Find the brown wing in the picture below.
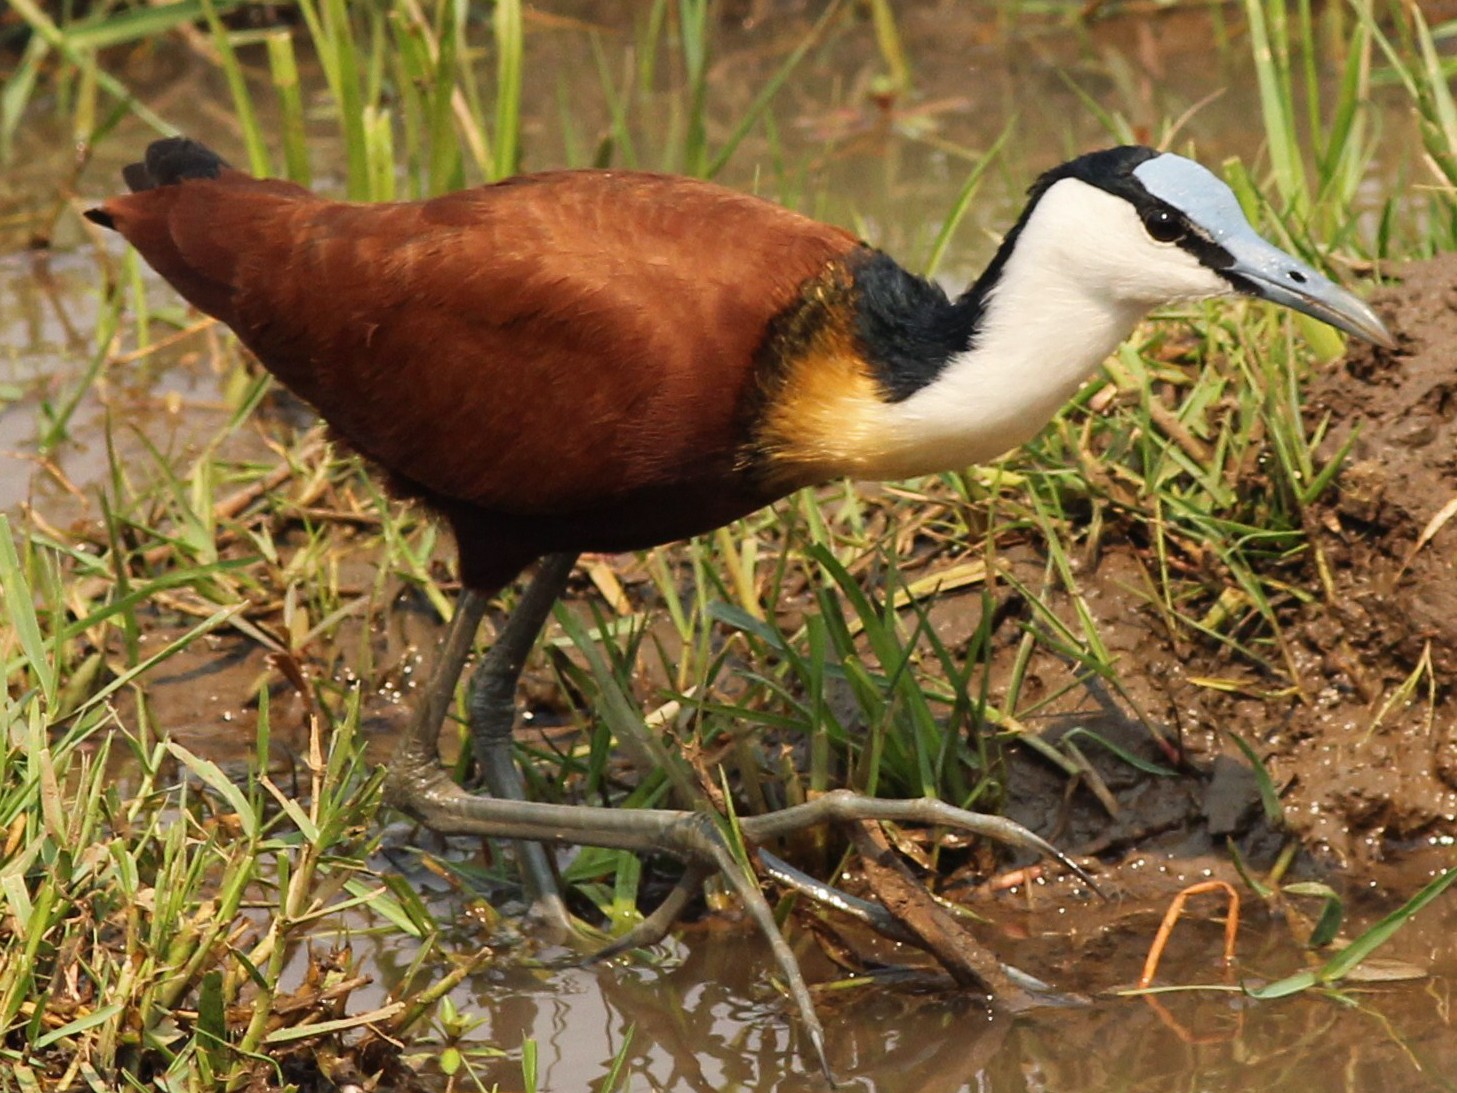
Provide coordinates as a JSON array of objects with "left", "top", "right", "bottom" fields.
[{"left": 96, "top": 169, "right": 858, "bottom": 516}]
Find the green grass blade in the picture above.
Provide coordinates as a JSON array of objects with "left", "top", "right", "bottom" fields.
[
  {"left": 1226, "top": 730, "right": 1284, "bottom": 825},
  {"left": 1243, "top": 0, "right": 1305, "bottom": 212},
  {"left": 924, "top": 122, "right": 1011, "bottom": 279},
  {"left": 0, "top": 516, "right": 56, "bottom": 707},
  {"left": 266, "top": 30, "right": 311, "bottom": 185},
  {"left": 492, "top": 0, "right": 524, "bottom": 179},
  {"left": 1318, "top": 866, "right": 1457, "bottom": 981},
  {"left": 166, "top": 741, "right": 257, "bottom": 838},
  {"left": 200, "top": 0, "right": 270, "bottom": 176},
  {"left": 705, "top": 0, "right": 845, "bottom": 179}
]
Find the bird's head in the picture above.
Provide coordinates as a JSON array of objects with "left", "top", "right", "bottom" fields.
[{"left": 1000, "top": 145, "right": 1395, "bottom": 350}]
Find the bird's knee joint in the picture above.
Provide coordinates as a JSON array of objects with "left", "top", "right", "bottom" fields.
[{"left": 468, "top": 690, "right": 518, "bottom": 738}]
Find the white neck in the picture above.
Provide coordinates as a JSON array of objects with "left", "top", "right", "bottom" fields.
[
  {"left": 860, "top": 187, "right": 1151, "bottom": 480},
  {"left": 772, "top": 178, "right": 1232, "bottom": 487}
]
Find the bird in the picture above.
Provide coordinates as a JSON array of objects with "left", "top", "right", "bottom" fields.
[{"left": 86, "top": 136, "right": 1394, "bottom": 1073}]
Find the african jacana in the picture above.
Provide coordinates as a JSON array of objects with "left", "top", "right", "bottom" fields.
[{"left": 87, "top": 138, "right": 1394, "bottom": 1072}]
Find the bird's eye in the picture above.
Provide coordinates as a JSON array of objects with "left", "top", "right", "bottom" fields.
[{"left": 1142, "top": 208, "right": 1185, "bottom": 244}]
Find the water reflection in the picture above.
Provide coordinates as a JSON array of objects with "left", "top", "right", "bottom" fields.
[{"left": 355, "top": 883, "right": 1455, "bottom": 1091}]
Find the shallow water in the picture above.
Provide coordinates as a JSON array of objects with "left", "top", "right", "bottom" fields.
[
  {"left": 335, "top": 847, "right": 1456, "bottom": 1091},
  {"left": 4, "top": 4, "right": 1454, "bottom": 1090}
]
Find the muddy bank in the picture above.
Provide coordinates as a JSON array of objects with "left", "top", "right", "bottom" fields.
[
  {"left": 969, "top": 255, "right": 1457, "bottom": 870},
  {"left": 1247, "top": 254, "right": 1457, "bottom": 859}
]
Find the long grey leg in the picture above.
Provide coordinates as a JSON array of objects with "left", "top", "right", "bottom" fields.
[
  {"left": 384, "top": 557, "right": 578, "bottom": 931},
  {"left": 382, "top": 562, "right": 1098, "bottom": 1081},
  {"left": 466, "top": 552, "right": 579, "bottom": 931},
  {"left": 389, "top": 587, "right": 489, "bottom": 779}
]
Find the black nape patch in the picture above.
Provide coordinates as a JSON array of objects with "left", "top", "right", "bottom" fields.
[
  {"left": 1032, "top": 145, "right": 1161, "bottom": 203},
  {"left": 935, "top": 144, "right": 1239, "bottom": 372},
  {"left": 124, "top": 137, "right": 231, "bottom": 193},
  {"left": 855, "top": 150, "right": 1170, "bottom": 403},
  {"left": 852, "top": 252, "right": 978, "bottom": 402},
  {"left": 958, "top": 146, "right": 1164, "bottom": 331}
]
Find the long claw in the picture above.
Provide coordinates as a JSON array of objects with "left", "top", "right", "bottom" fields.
[
  {"left": 582, "top": 863, "right": 712, "bottom": 964},
  {"left": 385, "top": 767, "right": 838, "bottom": 1081},
  {"left": 741, "top": 790, "right": 1102, "bottom": 897},
  {"left": 466, "top": 553, "right": 580, "bottom": 934},
  {"left": 761, "top": 849, "right": 1088, "bottom": 1008},
  {"left": 760, "top": 849, "right": 918, "bottom": 944},
  {"left": 385, "top": 567, "right": 1085, "bottom": 1081},
  {"left": 697, "top": 823, "right": 835, "bottom": 1085}
]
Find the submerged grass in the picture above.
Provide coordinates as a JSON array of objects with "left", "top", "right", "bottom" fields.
[{"left": 2, "top": 0, "right": 1456, "bottom": 1086}]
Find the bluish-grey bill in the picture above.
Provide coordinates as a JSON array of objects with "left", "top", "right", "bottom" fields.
[
  {"left": 1220, "top": 234, "right": 1396, "bottom": 349},
  {"left": 1135, "top": 153, "right": 1396, "bottom": 350}
]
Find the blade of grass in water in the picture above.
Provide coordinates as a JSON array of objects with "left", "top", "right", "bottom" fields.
[
  {"left": 705, "top": 0, "right": 847, "bottom": 179},
  {"left": 1247, "top": 866, "right": 1457, "bottom": 999},
  {"left": 924, "top": 121, "right": 1012, "bottom": 279}
]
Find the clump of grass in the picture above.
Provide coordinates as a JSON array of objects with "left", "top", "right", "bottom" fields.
[{"left": 2, "top": 509, "right": 400, "bottom": 1086}]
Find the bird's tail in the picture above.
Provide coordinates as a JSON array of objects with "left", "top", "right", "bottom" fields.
[
  {"left": 83, "top": 136, "right": 317, "bottom": 329},
  {"left": 84, "top": 137, "right": 230, "bottom": 233},
  {"left": 120, "top": 136, "right": 231, "bottom": 193}
]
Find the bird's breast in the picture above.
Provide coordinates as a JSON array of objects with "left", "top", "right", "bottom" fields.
[{"left": 739, "top": 258, "right": 903, "bottom": 491}]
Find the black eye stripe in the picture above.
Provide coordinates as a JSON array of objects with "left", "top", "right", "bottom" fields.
[{"left": 1138, "top": 203, "right": 1236, "bottom": 273}]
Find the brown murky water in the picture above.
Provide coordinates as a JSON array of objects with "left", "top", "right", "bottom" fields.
[
  {"left": 310, "top": 845, "right": 1457, "bottom": 1091},
  {"left": 4, "top": 4, "right": 1456, "bottom": 1090}
]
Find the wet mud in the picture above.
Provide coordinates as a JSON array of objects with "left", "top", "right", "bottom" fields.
[
  {"left": 929, "top": 258, "right": 1457, "bottom": 873},
  {"left": 1299, "top": 255, "right": 1457, "bottom": 846}
]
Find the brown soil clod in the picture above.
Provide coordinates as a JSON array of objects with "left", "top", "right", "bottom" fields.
[{"left": 991, "top": 257, "right": 1457, "bottom": 870}]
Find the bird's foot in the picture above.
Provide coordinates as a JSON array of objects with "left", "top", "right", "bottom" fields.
[
  {"left": 383, "top": 760, "right": 833, "bottom": 1079},
  {"left": 384, "top": 760, "right": 1092, "bottom": 1082}
]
